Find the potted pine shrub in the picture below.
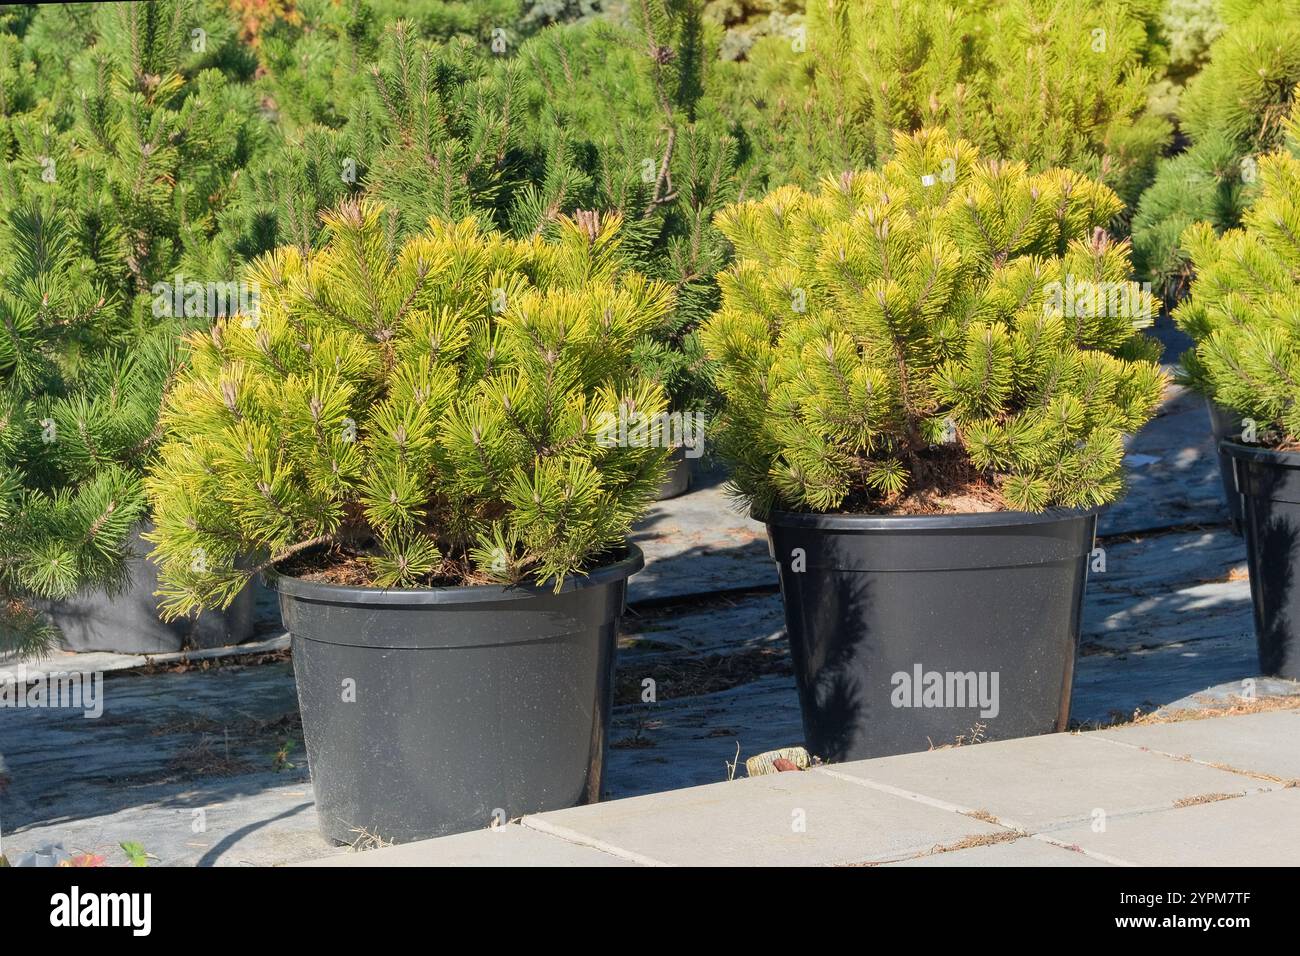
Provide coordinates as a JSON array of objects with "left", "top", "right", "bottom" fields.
[
  {"left": 1132, "top": 0, "right": 1300, "bottom": 303},
  {"left": 700, "top": 128, "right": 1166, "bottom": 761},
  {"left": 0, "top": 201, "right": 162, "bottom": 659},
  {"left": 144, "top": 201, "right": 671, "bottom": 844},
  {"left": 246, "top": 8, "right": 739, "bottom": 501},
  {"left": 0, "top": 0, "right": 267, "bottom": 656},
  {"left": 1174, "top": 122, "right": 1300, "bottom": 680}
]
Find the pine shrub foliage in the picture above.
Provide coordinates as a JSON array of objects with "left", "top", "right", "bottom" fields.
[
  {"left": 736, "top": 0, "right": 1170, "bottom": 213},
  {"left": 0, "top": 0, "right": 262, "bottom": 655},
  {"left": 1173, "top": 102, "right": 1300, "bottom": 442},
  {"left": 1132, "top": 0, "right": 1300, "bottom": 297},
  {"left": 1159, "top": 0, "right": 1223, "bottom": 82},
  {"left": 145, "top": 201, "right": 672, "bottom": 615},
  {"left": 1, "top": 0, "right": 265, "bottom": 326},
  {"left": 240, "top": 3, "right": 738, "bottom": 414},
  {"left": 0, "top": 203, "right": 169, "bottom": 656},
  {"left": 700, "top": 128, "right": 1167, "bottom": 518},
  {"left": 516, "top": 7, "right": 741, "bottom": 410}
]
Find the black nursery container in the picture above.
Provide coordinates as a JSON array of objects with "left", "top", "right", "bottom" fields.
[
  {"left": 653, "top": 446, "right": 692, "bottom": 500},
  {"left": 275, "top": 546, "right": 643, "bottom": 845},
  {"left": 45, "top": 523, "right": 258, "bottom": 654},
  {"left": 765, "top": 507, "right": 1099, "bottom": 762},
  {"left": 1207, "top": 402, "right": 1244, "bottom": 535},
  {"left": 1223, "top": 442, "right": 1300, "bottom": 679}
]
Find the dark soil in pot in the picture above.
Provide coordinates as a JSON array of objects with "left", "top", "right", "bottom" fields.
[
  {"left": 44, "top": 524, "right": 261, "bottom": 654},
  {"left": 1223, "top": 441, "right": 1300, "bottom": 679},
  {"left": 1207, "top": 401, "right": 1244, "bottom": 535},
  {"left": 765, "top": 507, "right": 1099, "bottom": 762},
  {"left": 275, "top": 545, "right": 644, "bottom": 845}
]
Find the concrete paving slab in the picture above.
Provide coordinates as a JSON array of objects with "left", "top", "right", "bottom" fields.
[
  {"left": 306, "top": 823, "right": 634, "bottom": 867},
  {"left": 1095, "top": 710, "right": 1300, "bottom": 781},
  {"left": 882, "top": 835, "right": 1113, "bottom": 867},
  {"left": 1045, "top": 787, "right": 1300, "bottom": 866},
  {"left": 309, "top": 705, "right": 1300, "bottom": 869},
  {"left": 822, "top": 731, "right": 1270, "bottom": 832},
  {"left": 518, "top": 771, "right": 1006, "bottom": 866}
]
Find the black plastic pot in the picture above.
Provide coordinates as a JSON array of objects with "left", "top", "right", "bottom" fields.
[
  {"left": 765, "top": 507, "right": 1099, "bottom": 762},
  {"left": 275, "top": 545, "right": 643, "bottom": 845},
  {"left": 44, "top": 524, "right": 258, "bottom": 654},
  {"left": 654, "top": 446, "right": 692, "bottom": 500},
  {"left": 1207, "top": 401, "right": 1244, "bottom": 535},
  {"left": 1223, "top": 442, "right": 1300, "bottom": 679}
]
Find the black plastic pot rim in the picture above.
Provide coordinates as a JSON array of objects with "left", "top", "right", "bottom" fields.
[
  {"left": 759, "top": 504, "right": 1104, "bottom": 532},
  {"left": 272, "top": 543, "right": 644, "bottom": 607},
  {"left": 1220, "top": 441, "right": 1300, "bottom": 469}
]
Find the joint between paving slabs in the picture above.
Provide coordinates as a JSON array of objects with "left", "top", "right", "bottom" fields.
[
  {"left": 813, "top": 765, "right": 1016, "bottom": 823},
  {"left": 517, "top": 816, "right": 671, "bottom": 867},
  {"left": 1085, "top": 731, "right": 1300, "bottom": 788},
  {"left": 813, "top": 766, "right": 1039, "bottom": 866},
  {"left": 811, "top": 754, "right": 1279, "bottom": 868},
  {"left": 1029, "top": 834, "right": 1139, "bottom": 867}
]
